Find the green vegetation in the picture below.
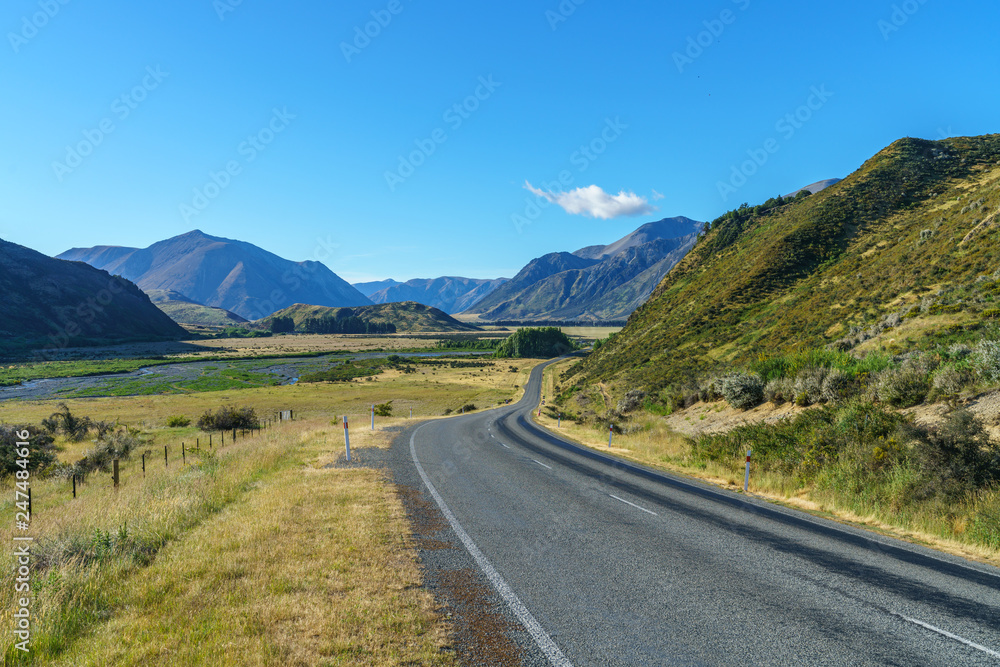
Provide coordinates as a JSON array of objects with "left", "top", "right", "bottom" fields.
[
  {"left": 196, "top": 405, "right": 261, "bottom": 431},
  {"left": 494, "top": 327, "right": 579, "bottom": 359},
  {"left": 574, "top": 136, "right": 1000, "bottom": 391},
  {"left": 165, "top": 416, "right": 191, "bottom": 428}
]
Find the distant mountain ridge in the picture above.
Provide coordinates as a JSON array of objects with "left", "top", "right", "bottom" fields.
[
  {"left": 58, "top": 230, "right": 371, "bottom": 320},
  {"left": 466, "top": 216, "right": 703, "bottom": 321},
  {"left": 364, "top": 276, "right": 509, "bottom": 314},
  {"left": 1, "top": 238, "right": 186, "bottom": 356}
]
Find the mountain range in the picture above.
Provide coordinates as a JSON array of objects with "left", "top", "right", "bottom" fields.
[
  {"left": 58, "top": 230, "right": 371, "bottom": 321},
  {"left": 355, "top": 277, "right": 510, "bottom": 314},
  {"left": 466, "top": 217, "right": 703, "bottom": 321},
  {"left": 0, "top": 238, "right": 186, "bottom": 356},
  {"left": 575, "top": 135, "right": 1000, "bottom": 391}
]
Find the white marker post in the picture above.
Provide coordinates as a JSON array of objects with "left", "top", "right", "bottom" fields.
[
  {"left": 344, "top": 416, "right": 351, "bottom": 462},
  {"left": 608, "top": 423, "right": 613, "bottom": 448},
  {"left": 744, "top": 449, "right": 752, "bottom": 492},
  {"left": 410, "top": 407, "right": 412, "bottom": 419},
  {"left": 371, "top": 404, "right": 375, "bottom": 431},
  {"left": 558, "top": 414, "right": 561, "bottom": 428}
]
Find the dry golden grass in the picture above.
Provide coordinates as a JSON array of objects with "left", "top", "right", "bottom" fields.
[
  {"left": 0, "top": 360, "right": 545, "bottom": 665},
  {"left": 44, "top": 420, "right": 455, "bottom": 666}
]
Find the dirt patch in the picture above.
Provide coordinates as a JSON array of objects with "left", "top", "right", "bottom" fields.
[
  {"left": 436, "top": 569, "right": 522, "bottom": 667},
  {"left": 665, "top": 399, "right": 810, "bottom": 438}
]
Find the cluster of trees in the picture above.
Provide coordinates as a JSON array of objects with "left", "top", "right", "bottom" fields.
[
  {"left": 494, "top": 327, "right": 579, "bottom": 359},
  {"left": 280, "top": 315, "right": 396, "bottom": 335},
  {"left": 700, "top": 192, "right": 809, "bottom": 251}
]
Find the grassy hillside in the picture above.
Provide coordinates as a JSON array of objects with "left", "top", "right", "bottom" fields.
[
  {"left": 0, "top": 240, "right": 187, "bottom": 358},
  {"left": 147, "top": 290, "right": 248, "bottom": 326},
  {"left": 573, "top": 135, "right": 1000, "bottom": 393},
  {"left": 260, "top": 302, "right": 481, "bottom": 333}
]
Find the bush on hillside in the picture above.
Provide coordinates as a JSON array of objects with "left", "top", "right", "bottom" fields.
[
  {"left": 973, "top": 340, "right": 1000, "bottom": 382},
  {"left": 901, "top": 410, "right": 1000, "bottom": 501},
  {"left": 793, "top": 367, "right": 828, "bottom": 406},
  {"left": 617, "top": 389, "right": 647, "bottom": 413},
  {"left": 931, "top": 364, "right": 974, "bottom": 396},
  {"left": 820, "top": 369, "right": 856, "bottom": 404},
  {"left": 720, "top": 373, "right": 765, "bottom": 410},
  {"left": 764, "top": 377, "right": 796, "bottom": 405},
  {"left": 374, "top": 402, "right": 393, "bottom": 417},
  {"left": 166, "top": 416, "right": 191, "bottom": 428},
  {"left": 874, "top": 366, "right": 930, "bottom": 407}
]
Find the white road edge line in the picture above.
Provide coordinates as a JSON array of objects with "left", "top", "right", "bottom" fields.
[
  {"left": 532, "top": 459, "right": 553, "bottom": 470},
  {"left": 410, "top": 426, "right": 573, "bottom": 667},
  {"left": 901, "top": 615, "right": 1000, "bottom": 659},
  {"left": 609, "top": 494, "right": 659, "bottom": 516}
]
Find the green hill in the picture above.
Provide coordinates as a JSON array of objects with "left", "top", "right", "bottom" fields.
[
  {"left": 572, "top": 135, "right": 1000, "bottom": 393},
  {"left": 259, "top": 302, "right": 481, "bottom": 333},
  {"left": 146, "top": 290, "right": 248, "bottom": 327}
]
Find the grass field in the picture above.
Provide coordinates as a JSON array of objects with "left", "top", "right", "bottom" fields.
[{"left": 0, "top": 358, "right": 542, "bottom": 664}]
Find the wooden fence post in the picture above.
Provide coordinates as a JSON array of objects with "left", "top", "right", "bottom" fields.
[{"left": 113, "top": 459, "right": 120, "bottom": 489}]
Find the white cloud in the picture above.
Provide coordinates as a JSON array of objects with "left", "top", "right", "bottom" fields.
[
  {"left": 524, "top": 182, "right": 657, "bottom": 219},
  {"left": 651, "top": 189, "right": 665, "bottom": 201}
]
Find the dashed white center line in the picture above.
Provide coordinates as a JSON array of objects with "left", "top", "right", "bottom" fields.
[
  {"left": 532, "top": 459, "right": 552, "bottom": 470},
  {"left": 610, "top": 494, "right": 658, "bottom": 516},
  {"left": 501, "top": 443, "right": 511, "bottom": 449}
]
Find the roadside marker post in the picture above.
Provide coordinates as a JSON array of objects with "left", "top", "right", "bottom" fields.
[
  {"left": 371, "top": 405, "right": 375, "bottom": 431},
  {"left": 744, "top": 449, "right": 752, "bottom": 492},
  {"left": 558, "top": 414, "right": 562, "bottom": 428},
  {"left": 608, "top": 423, "right": 613, "bottom": 448},
  {"left": 142, "top": 453, "right": 146, "bottom": 477},
  {"left": 410, "top": 407, "right": 412, "bottom": 419},
  {"left": 344, "top": 416, "right": 351, "bottom": 462},
  {"left": 164, "top": 446, "right": 168, "bottom": 467}
]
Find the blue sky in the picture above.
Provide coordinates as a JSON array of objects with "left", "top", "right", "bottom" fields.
[{"left": 2, "top": 1, "right": 998, "bottom": 283}]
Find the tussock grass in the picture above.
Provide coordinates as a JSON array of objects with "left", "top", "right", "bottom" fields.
[{"left": 0, "top": 358, "right": 544, "bottom": 664}]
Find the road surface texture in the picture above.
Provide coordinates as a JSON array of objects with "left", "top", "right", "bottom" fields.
[{"left": 387, "top": 360, "right": 1000, "bottom": 665}]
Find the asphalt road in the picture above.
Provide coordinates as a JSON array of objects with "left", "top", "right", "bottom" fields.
[{"left": 399, "top": 359, "right": 1000, "bottom": 665}]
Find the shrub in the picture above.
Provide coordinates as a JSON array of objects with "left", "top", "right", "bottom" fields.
[
  {"left": 719, "top": 373, "right": 765, "bottom": 410},
  {"left": 374, "top": 402, "right": 393, "bottom": 417},
  {"left": 616, "top": 389, "right": 647, "bottom": 413},
  {"left": 931, "top": 364, "right": 974, "bottom": 396},
  {"left": 699, "top": 377, "right": 723, "bottom": 402},
  {"left": 901, "top": 410, "right": 1000, "bottom": 501},
  {"left": 41, "top": 403, "right": 93, "bottom": 441},
  {"left": 764, "top": 377, "right": 795, "bottom": 405},
  {"left": 166, "top": 416, "right": 191, "bottom": 428},
  {"left": 74, "top": 430, "right": 142, "bottom": 476},
  {"left": 0, "top": 425, "right": 57, "bottom": 476},
  {"left": 972, "top": 340, "right": 1000, "bottom": 382},
  {"left": 947, "top": 343, "right": 972, "bottom": 359},
  {"left": 197, "top": 405, "right": 260, "bottom": 432},
  {"left": 460, "top": 404, "right": 477, "bottom": 413},
  {"left": 820, "top": 369, "right": 856, "bottom": 404},
  {"left": 874, "top": 366, "right": 929, "bottom": 407},
  {"left": 793, "top": 367, "right": 828, "bottom": 406}
]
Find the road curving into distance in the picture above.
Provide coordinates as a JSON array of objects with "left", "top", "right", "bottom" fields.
[{"left": 396, "top": 358, "right": 1000, "bottom": 665}]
